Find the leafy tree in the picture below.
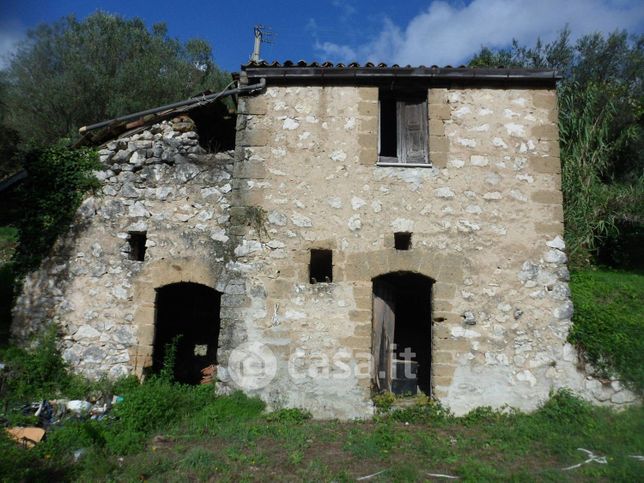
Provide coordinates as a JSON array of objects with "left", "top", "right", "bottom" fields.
[
  {"left": 470, "top": 29, "right": 643, "bottom": 266},
  {"left": 2, "top": 12, "right": 230, "bottom": 145}
]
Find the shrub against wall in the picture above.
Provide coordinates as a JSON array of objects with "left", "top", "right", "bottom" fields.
[
  {"left": 568, "top": 268, "right": 644, "bottom": 393},
  {"left": 12, "top": 144, "right": 100, "bottom": 277}
]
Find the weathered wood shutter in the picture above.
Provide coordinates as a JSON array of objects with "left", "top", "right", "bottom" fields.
[
  {"left": 372, "top": 280, "right": 396, "bottom": 392},
  {"left": 397, "top": 100, "right": 428, "bottom": 164}
]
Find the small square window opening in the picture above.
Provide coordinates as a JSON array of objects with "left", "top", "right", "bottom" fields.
[
  {"left": 309, "top": 249, "right": 332, "bottom": 283},
  {"left": 128, "top": 232, "right": 147, "bottom": 261},
  {"left": 394, "top": 232, "right": 412, "bottom": 250}
]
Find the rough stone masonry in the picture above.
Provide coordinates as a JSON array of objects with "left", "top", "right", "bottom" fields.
[{"left": 12, "top": 65, "right": 636, "bottom": 418}]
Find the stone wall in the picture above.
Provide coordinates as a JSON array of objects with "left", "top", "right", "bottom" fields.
[
  {"left": 13, "top": 118, "right": 237, "bottom": 379},
  {"left": 229, "top": 85, "right": 635, "bottom": 415},
  {"left": 11, "top": 85, "right": 636, "bottom": 418}
]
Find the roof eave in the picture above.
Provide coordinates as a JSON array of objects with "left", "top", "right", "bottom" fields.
[{"left": 241, "top": 66, "right": 561, "bottom": 85}]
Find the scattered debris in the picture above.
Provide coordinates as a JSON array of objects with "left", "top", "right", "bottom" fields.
[
  {"left": 357, "top": 469, "right": 387, "bottom": 480},
  {"left": 67, "top": 400, "right": 92, "bottom": 415},
  {"left": 5, "top": 427, "right": 45, "bottom": 447},
  {"left": 200, "top": 364, "right": 217, "bottom": 384},
  {"left": 562, "top": 448, "right": 608, "bottom": 471},
  {"left": 73, "top": 448, "right": 87, "bottom": 462},
  {"left": 4, "top": 393, "right": 125, "bottom": 448},
  {"left": 427, "top": 473, "right": 459, "bottom": 479}
]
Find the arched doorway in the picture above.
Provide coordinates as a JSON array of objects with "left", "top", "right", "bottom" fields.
[
  {"left": 153, "top": 282, "right": 222, "bottom": 384},
  {"left": 372, "top": 272, "right": 433, "bottom": 395}
]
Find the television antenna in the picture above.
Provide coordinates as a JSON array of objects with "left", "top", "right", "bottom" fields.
[{"left": 250, "top": 25, "right": 274, "bottom": 62}]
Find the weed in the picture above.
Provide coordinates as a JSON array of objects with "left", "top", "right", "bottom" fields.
[
  {"left": 243, "top": 205, "right": 269, "bottom": 240},
  {"left": 372, "top": 391, "right": 396, "bottom": 412},
  {"left": 265, "top": 407, "right": 312, "bottom": 424},
  {"left": 386, "top": 395, "right": 452, "bottom": 424},
  {"left": 180, "top": 446, "right": 217, "bottom": 471},
  {"left": 0, "top": 326, "right": 91, "bottom": 410},
  {"left": 111, "top": 378, "right": 213, "bottom": 436},
  {"left": 288, "top": 448, "right": 304, "bottom": 465},
  {"left": 536, "top": 388, "right": 594, "bottom": 425}
]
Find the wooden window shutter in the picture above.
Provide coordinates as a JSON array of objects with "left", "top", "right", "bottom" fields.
[{"left": 397, "top": 100, "right": 428, "bottom": 164}]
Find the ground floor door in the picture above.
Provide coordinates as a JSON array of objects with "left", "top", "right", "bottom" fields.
[
  {"left": 153, "top": 282, "right": 222, "bottom": 384},
  {"left": 372, "top": 272, "right": 433, "bottom": 395}
]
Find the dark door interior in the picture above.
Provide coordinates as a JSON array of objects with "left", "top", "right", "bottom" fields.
[{"left": 153, "top": 282, "right": 222, "bottom": 384}]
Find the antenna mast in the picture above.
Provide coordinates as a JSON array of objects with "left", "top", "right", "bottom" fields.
[{"left": 250, "top": 25, "right": 273, "bottom": 62}]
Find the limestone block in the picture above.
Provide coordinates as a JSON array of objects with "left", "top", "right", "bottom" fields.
[
  {"left": 527, "top": 155, "right": 560, "bottom": 174},
  {"left": 358, "top": 102, "right": 377, "bottom": 116},
  {"left": 429, "top": 135, "right": 449, "bottom": 153},
  {"left": 429, "top": 104, "right": 451, "bottom": 120},
  {"left": 531, "top": 190, "right": 563, "bottom": 205}
]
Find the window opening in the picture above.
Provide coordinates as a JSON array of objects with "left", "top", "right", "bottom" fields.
[
  {"left": 378, "top": 89, "right": 429, "bottom": 164},
  {"left": 309, "top": 249, "right": 332, "bottom": 283},
  {"left": 394, "top": 232, "right": 412, "bottom": 250},
  {"left": 128, "top": 232, "right": 147, "bottom": 261}
]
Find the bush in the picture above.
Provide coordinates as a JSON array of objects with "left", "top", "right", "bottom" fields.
[
  {"left": 568, "top": 268, "right": 644, "bottom": 393},
  {"left": 110, "top": 378, "right": 213, "bottom": 434},
  {"left": 12, "top": 143, "right": 99, "bottom": 278},
  {"left": 189, "top": 390, "right": 265, "bottom": 431},
  {"left": 0, "top": 326, "right": 90, "bottom": 408},
  {"left": 536, "top": 389, "right": 594, "bottom": 425}
]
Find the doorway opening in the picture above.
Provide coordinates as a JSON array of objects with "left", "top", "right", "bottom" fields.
[
  {"left": 372, "top": 272, "right": 433, "bottom": 395},
  {"left": 153, "top": 282, "right": 222, "bottom": 384}
]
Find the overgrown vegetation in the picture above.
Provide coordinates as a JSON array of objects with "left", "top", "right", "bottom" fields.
[
  {"left": 0, "top": 327, "right": 91, "bottom": 408},
  {"left": 568, "top": 268, "right": 644, "bottom": 393},
  {"left": 0, "top": 339, "right": 641, "bottom": 482},
  {"left": 12, "top": 144, "right": 100, "bottom": 277},
  {"left": 0, "top": 227, "right": 17, "bottom": 341}
]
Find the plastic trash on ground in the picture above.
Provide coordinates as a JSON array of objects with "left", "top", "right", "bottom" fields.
[{"left": 66, "top": 400, "right": 93, "bottom": 415}]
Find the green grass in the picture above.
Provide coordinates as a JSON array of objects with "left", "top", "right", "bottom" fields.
[
  {"left": 1, "top": 382, "right": 642, "bottom": 482},
  {"left": 0, "top": 329, "right": 642, "bottom": 481},
  {"left": 569, "top": 267, "right": 644, "bottom": 393}
]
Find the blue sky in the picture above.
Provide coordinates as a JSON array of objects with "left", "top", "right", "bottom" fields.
[{"left": 1, "top": 0, "right": 643, "bottom": 71}]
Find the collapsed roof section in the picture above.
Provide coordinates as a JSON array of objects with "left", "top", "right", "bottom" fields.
[{"left": 76, "top": 79, "right": 265, "bottom": 148}]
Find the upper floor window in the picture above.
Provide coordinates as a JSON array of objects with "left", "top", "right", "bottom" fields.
[{"left": 378, "top": 88, "right": 429, "bottom": 166}]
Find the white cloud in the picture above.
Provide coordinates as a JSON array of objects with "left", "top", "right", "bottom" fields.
[
  {"left": 315, "top": 0, "right": 644, "bottom": 65},
  {"left": 332, "top": 0, "right": 357, "bottom": 21},
  {"left": 0, "top": 21, "right": 25, "bottom": 70}
]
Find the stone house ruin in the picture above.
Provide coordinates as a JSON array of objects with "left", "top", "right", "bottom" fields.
[{"left": 12, "top": 62, "right": 636, "bottom": 418}]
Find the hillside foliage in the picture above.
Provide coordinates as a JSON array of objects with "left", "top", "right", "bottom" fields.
[{"left": 1, "top": 12, "right": 230, "bottom": 146}]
